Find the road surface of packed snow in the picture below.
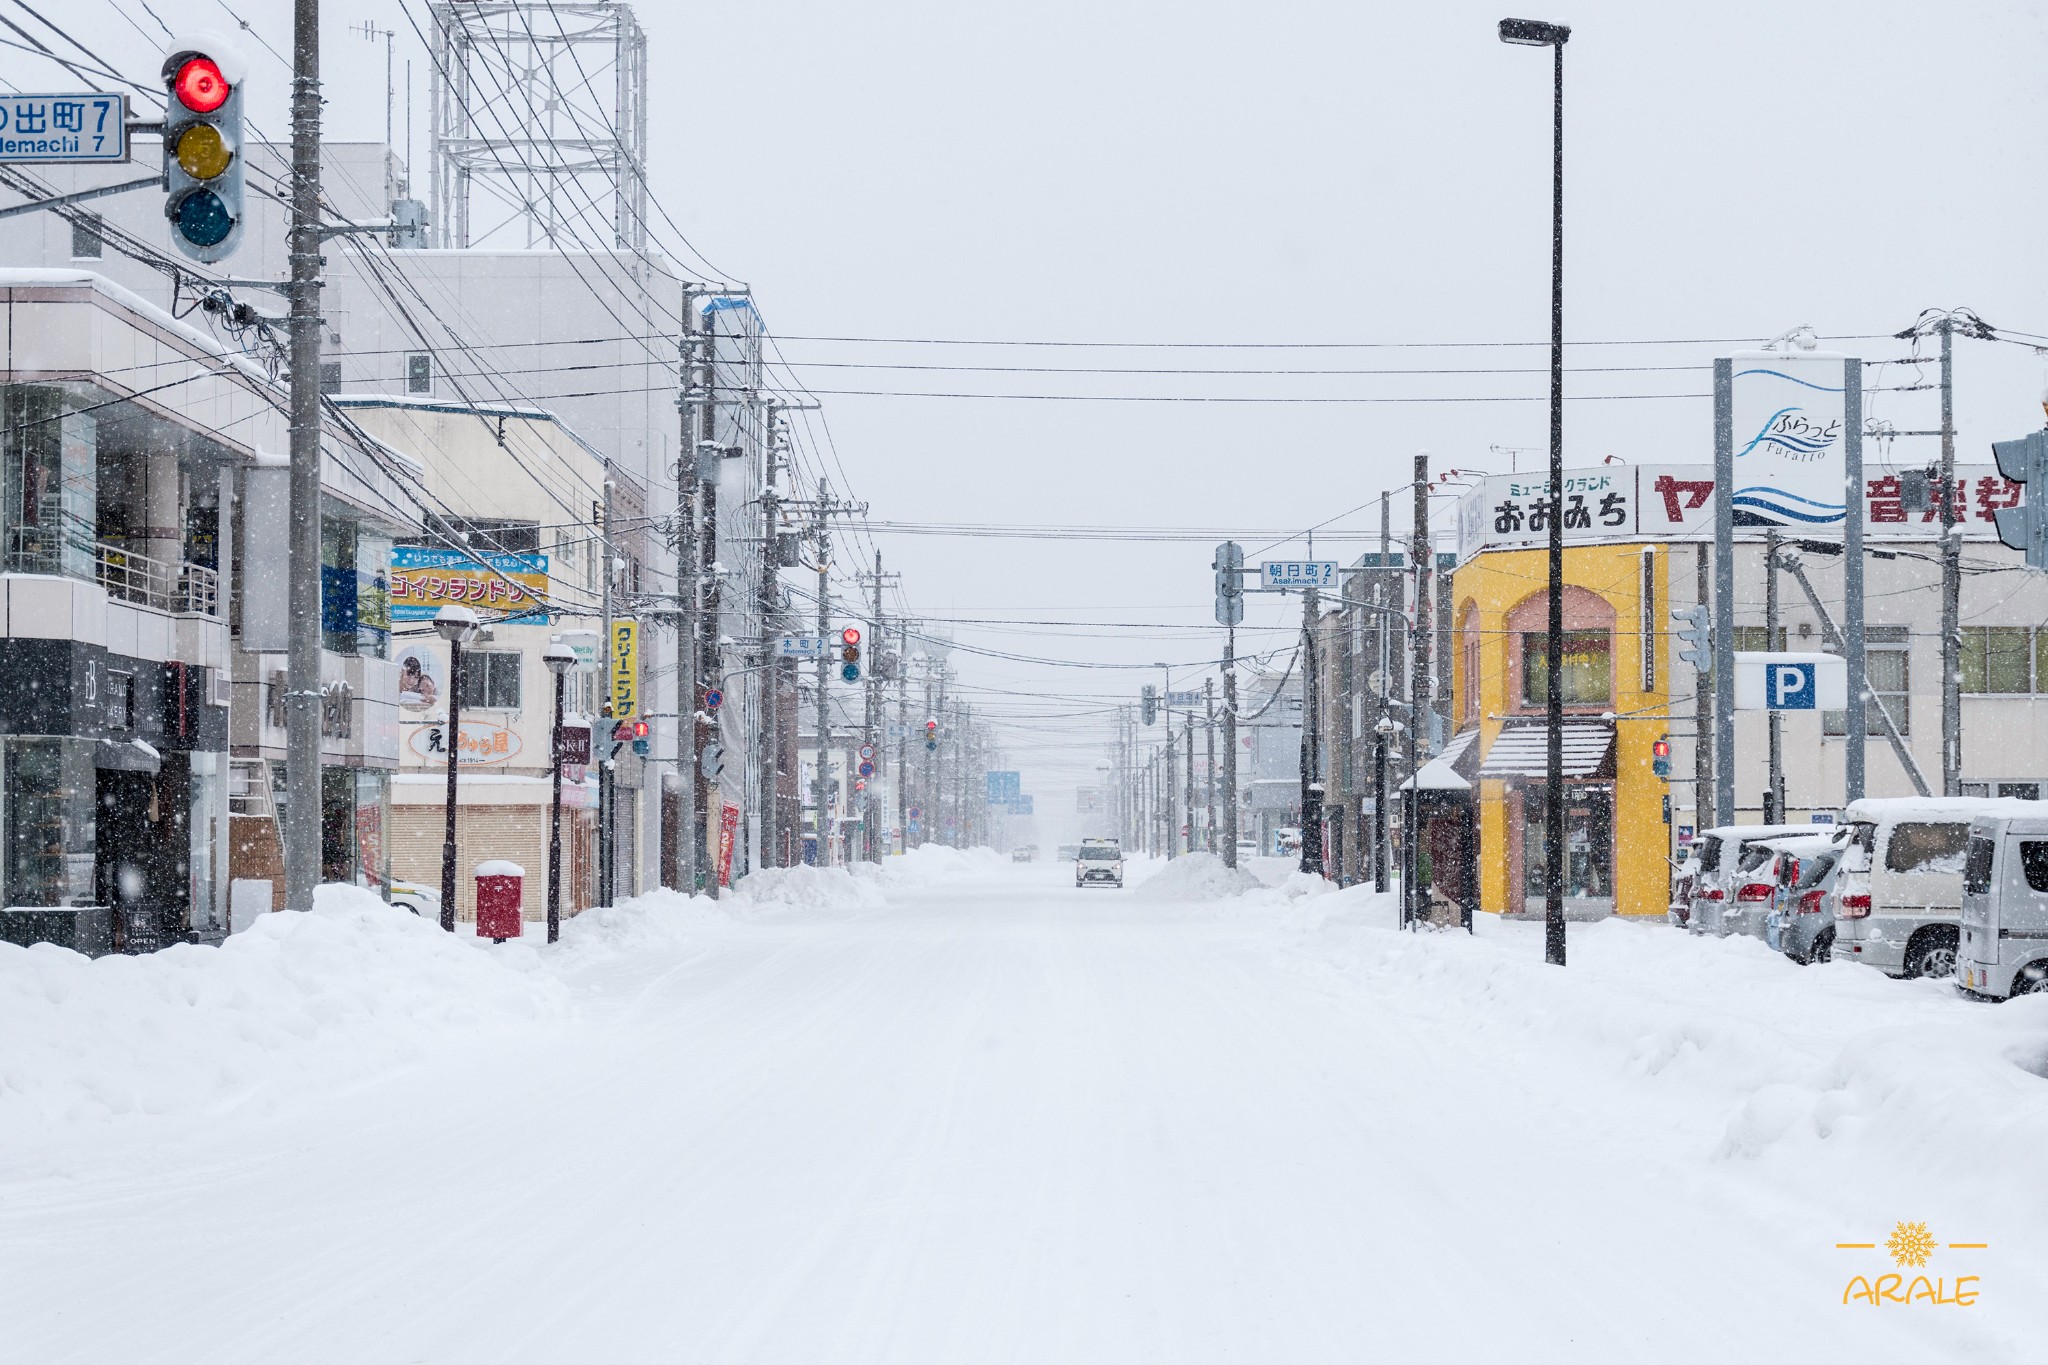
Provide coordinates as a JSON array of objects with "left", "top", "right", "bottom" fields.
[{"left": 3, "top": 848, "right": 2043, "bottom": 1363}]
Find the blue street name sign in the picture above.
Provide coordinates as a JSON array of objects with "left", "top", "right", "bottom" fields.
[
  {"left": 0, "top": 94, "right": 127, "bottom": 163},
  {"left": 1261, "top": 560, "right": 1338, "bottom": 589}
]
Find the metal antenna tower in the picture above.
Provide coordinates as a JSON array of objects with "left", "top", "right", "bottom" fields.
[{"left": 428, "top": 2, "right": 648, "bottom": 251}]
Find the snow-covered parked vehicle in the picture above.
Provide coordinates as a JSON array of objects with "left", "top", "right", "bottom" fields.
[
  {"left": 1075, "top": 839, "right": 1124, "bottom": 888},
  {"left": 1835, "top": 796, "right": 2048, "bottom": 979},
  {"left": 1685, "top": 825, "right": 1808, "bottom": 936},
  {"left": 1760, "top": 833, "right": 1846, "bottom": 964},
  {"left": 1958, "top": 811, "right": 2048, "bottom": 998}
]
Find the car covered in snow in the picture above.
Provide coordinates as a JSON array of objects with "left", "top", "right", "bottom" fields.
[
  {"left": 1685, "top": 824, "right": 1809, "bottom": 936},
  {"left": 1667, "top": 841, "right": 1702, "bottom": 927},
  {"left": 1759, "top": 833, "right": 1846, "bottom": 964},
  {"left": 1834, "top": 797, "right": 2048, "bottom": 979},
  {"left": 1075, "top": 839, "right": 1124, "bottom": 888},
  {"left": 1958, "top": 811, "right": 2048, "bottom": 998}
]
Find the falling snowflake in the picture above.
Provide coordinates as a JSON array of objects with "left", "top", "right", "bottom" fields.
[{"left": 1886, "top": 1221, "right": 1936, "bottom": 1268}]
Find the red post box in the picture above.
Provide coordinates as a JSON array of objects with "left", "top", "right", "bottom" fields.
[{"left": 474, "top": 861, "right": 525, "bottom": 942}]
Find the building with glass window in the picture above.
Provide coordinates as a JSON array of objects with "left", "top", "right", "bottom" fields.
[
  {"left": 1442, "top": 461, "right": 2048, "bottom": 921},
  {"left": 0, "top": 272, "right": 418, "bottom": 953}
]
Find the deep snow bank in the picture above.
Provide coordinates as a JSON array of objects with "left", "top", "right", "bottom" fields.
[
  {"left": 1131, "top": 852, "right": 1263, "bottom": 902},
  {"left": 855, "top": 844, "right": 1007, "bottom": 889},
  {"left": 0, "top": 884, "right": 568, "bottom": 1140},
  {"left": 729, "top": 863, "right": 887, "bottom": 917}
]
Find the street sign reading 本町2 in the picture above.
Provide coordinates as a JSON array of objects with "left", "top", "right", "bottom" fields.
[{"left": 0, "top": 94, "right": 127, "bottom": 162}]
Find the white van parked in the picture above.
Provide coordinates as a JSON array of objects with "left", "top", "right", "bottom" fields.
[
  {"left": 1835, "top": 797, "right": 2048, "bottom": 979},
  {"left": 1958, "top": 812, "right": 2048, "bottom": 998}
]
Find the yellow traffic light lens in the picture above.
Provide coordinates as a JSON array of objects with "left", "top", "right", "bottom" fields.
[{"left": 175, "top": 124, "right": 233, "bottom": 180}]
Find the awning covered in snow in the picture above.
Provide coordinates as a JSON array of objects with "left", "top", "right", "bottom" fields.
[
  {"left": 1400, "top": 726, "right": 1482, "bottom": 792},
  {"left": 1474, "top": 720, "right": 1615, "bottom": 782}
]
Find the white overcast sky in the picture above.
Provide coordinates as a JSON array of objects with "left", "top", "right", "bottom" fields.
[{"left": 10, "top": 0, "right": 2048, "bottom": 818}]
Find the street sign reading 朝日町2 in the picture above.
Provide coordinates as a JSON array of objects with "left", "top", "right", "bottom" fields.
[
  {"left": 0, "top": 94, "right": 127, "bottom": 162},
  {"left": 1262, "top": 561, "right": 1337, "bottom": 589}
]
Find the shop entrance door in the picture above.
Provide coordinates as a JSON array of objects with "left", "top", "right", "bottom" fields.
[
  {"left": 94, "top": 760, "right": 186, "bottom": 951},
  {"left": 1519, "top": 785, "right": 1615, "bottom": 918}
]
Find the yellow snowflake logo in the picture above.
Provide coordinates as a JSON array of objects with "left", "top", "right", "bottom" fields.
[{"left": 1886, "top": 1221, "right": 1936, "bottom": 1268}]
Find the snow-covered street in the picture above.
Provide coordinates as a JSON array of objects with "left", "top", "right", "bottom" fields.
[{"left": 4, "top": 850, "right": 2045, "bottom": 1363}]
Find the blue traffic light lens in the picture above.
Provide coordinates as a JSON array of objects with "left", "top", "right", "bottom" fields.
[
  {"left": 841, "top": 663, "right": 861, "bottom": 683},
  {"left": 173, "top": 189, "right": 234, "bottom": 246}
]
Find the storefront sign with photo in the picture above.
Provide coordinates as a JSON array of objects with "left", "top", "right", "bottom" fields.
[
  {"left": 394, "top": 644, "right": 447, "bottom": 712},
  {"left": 389, "top": 546, "right": 550, "bottom": 623}
]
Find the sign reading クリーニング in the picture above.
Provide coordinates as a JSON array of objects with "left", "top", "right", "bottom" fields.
[
  {"left": 389, "top": 546, "right": 549, "bottom": 623},
  {"left": 609, "top": 620, "right": 639, "bottom": 718}
]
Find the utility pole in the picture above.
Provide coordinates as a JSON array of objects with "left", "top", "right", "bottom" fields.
[
  {"left": 1694, "top": 543, "right": 1712, "bottom": 838},
  {"left": 756, "top": 401, "right": 785, "bottom": 869},
  {"left": 1299, "top": 572, "right": 1323, "bottom": 876},
  {"left": 1183, "top": 712, "right": 1195, "bottom": 857},
  {"left": 599, "top": 481, "right": 616, "bottom": 906},
  {"left": 1938, "top": 317, "right": 1961, "bottom": 797},
  {"left": 1406, "top": 455, "right": 1433, "bottom": 927},
  {"left": 1203, "top": 679, "right": 1217, "bottom": 853},
  {"left": 894, "top": 628, "right": 909, "bottom": 856},
  {"left": 1160, "top": 669, "right": 1178, "bottom": 859},
  {"left": 859, "top": 553, "right": 900, "bottom": 862},
  {"left": 283, "top": 0, "right": 325, "bottom": 913},
  {"left": 676, "top": 315, "right": 706, "bottom": 895},
  {"left": 1222, "top": 637, "right": 1239, "bottom": 867},
  {"left": 1765, "top": 527, "right": 1783, "bottom": 822},
  {"left": 813, "top": 483, "right": 832, "bottom": 864}
]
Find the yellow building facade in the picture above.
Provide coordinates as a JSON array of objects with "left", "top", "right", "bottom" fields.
[{"left": 1450, "top": 543, "right": 1673, "bottom": 919}]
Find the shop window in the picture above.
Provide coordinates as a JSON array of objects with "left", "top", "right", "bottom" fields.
[
  {"left": 1, "top": 738, "right": 97, "bottom": 908},
  {"left": 1520, "top": 629, "right": 1611, "bottom": 707},
  {"left": 1960, "top": 627, "right": 2030, "bottom": 694},
  {"left": 1825, "top": 627, "right": 1909, "bottom": 736},
  {"left": 1730, "top": 626, "right": 1787, "bottom": 652},
  {"left": 460, "top": 650, "right": 522, "bottom": 710},
  {"left": 2, "top": 386, "right": 96, "bottom": 580}
]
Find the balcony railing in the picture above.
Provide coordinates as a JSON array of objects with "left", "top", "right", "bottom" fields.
[
  {"left": 95, "top": 541, "right": 221, "bottom": 618},
  {"left": 5, "top": 527, "right": 222, "bottom": 618}
]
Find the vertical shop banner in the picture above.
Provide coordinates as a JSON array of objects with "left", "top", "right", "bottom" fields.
[
  {"left": 1726, "top": 351, "right": 1849, "bottom": 526},
  {"left": 609, "top": 619, "right": 639, "bottom": 717},
  {"left": 718, "top": 803, "right": 740, "bottom": 887}
]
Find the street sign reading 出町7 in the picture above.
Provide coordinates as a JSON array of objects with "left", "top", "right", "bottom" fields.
[{"left": 0, "top": 94, "right": 127, "bottom": 162}]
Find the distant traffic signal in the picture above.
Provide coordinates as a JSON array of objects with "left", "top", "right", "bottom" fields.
[
  {"left": 840, "top": 625, "right": 861, "bottom": 682},
  {"left": 1991, "top": 430, "right": 2048, "bottom": 570},
  {"left": 1213, "top": 541, "right": 1244, "bottom": 627},
  {"left": 1651, "top": 736, "right": 1672, "bottom": 779},
  {"left": 1670, "top": 604, "right": 1712, "bottom": 676},
  {"left": 162, "top": 45, "right": 244, "bottom": 262},
  {"left": 630, "top": 718, "right": 650, "bottom": 756},
  {"left": 925, "top": 717, "right": 939, "bottom": 752},
  {"left": 1140, "top": 684, "right": 1158, "bottom": 726}
]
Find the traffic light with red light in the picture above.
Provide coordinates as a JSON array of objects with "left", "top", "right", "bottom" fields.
[
  {"left": 1651, "top": 736, "right": 1672, "bottom": 779},
  {"left": 840, "top": 625, "right": 862, "bottom": 683},
  {"left": 631, "top": 718, "right": 650, "bottom": 756},
  {"left": 162, "top": 45, "right": 244, "bottom": 262},
  {"left": 924, "top": 717, "right": 939, "bottom": 752}
]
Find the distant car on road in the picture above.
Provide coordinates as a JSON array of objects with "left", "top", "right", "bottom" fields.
[
  {"left": 1011, "top": 845, "right": 1037, "bottom": 863},
  {"left": 1076, "top": 838, "right": 1124, "bottom": 888}
]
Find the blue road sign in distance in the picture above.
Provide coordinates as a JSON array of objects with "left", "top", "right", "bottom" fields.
[{"left": 1261, "top": 560, "right": 1338, "bottom": 589}]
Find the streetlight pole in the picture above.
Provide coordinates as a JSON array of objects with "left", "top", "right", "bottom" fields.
[
  {"left": 432, "top": 606, "right": 481, "bottom": 931},
  {"left": 543, "top": 641, "right": 574, "bottom": 944},
  {"left": 1500, "top": 15, "right": 1571, "bottom": 967}
]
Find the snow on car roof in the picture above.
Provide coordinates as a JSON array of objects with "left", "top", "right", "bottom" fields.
[{"left": 1842, "top": 796, "right": 2048, "bottom": 822}]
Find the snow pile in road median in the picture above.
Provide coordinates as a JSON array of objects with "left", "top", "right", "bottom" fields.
[
  {"left": 1132, "top": 852, "right": 1262, "bottom": 902},
  {"left": 0, "top": 884, "right": 568, "bottom": 1141},
  {"left": 856, "top": 844, "right": 1007, "bottom": 888},
  {"left": 730, "top": 864, "right": 887, "bottom": 918}
]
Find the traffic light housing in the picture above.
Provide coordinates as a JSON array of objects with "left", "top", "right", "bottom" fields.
[
  {"left": 1991, "top": 430, "right": 2048, "bottom": 570},
  {"left": 1670, "top": 604, "right": 1713, "bottom": 676},
  {"left": 1213, "top": 540, "right": 1244, "bottom": 627},
  {"left": 630, "top": 718, "right": 650, "bottom": 756},
  {"left": 1140, "top": 684, "right": 1158, "bottom": 726},
  {"left": 840, "top": 626, "right": 861, "bottom": 682},
  {"left": 1651, "top": 736, "right": 1672, "bottom": 779},
  {"left": 162, "top": 45, "right": 244, "bottom": 262},
  {"left": 925, "top": 717, "right": 939, "bottom": 752}
]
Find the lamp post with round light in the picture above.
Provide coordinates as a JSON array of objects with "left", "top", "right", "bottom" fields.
[
  {"left": 542, "top": 641, "right": 575, "bottom": 943},
  {"left": 432, "top": 605, "right": 480, "bottom": 932},
  {"left": 1499, "top": 15, "right": 1571, "bottom": 967}
]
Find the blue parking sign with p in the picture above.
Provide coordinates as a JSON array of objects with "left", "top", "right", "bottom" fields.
[{"left": 1768, "top": 662, "right": 1816, "bottom": 709}]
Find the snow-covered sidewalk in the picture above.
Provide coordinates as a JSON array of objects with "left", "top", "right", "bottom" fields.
[{"left": 2, "top": 850, "right": 2042, "bottom": 1363}]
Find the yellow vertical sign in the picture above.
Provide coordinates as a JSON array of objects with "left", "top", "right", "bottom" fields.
[{"left": 610, "top": 619, "right": 639, "bottom": 717}]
